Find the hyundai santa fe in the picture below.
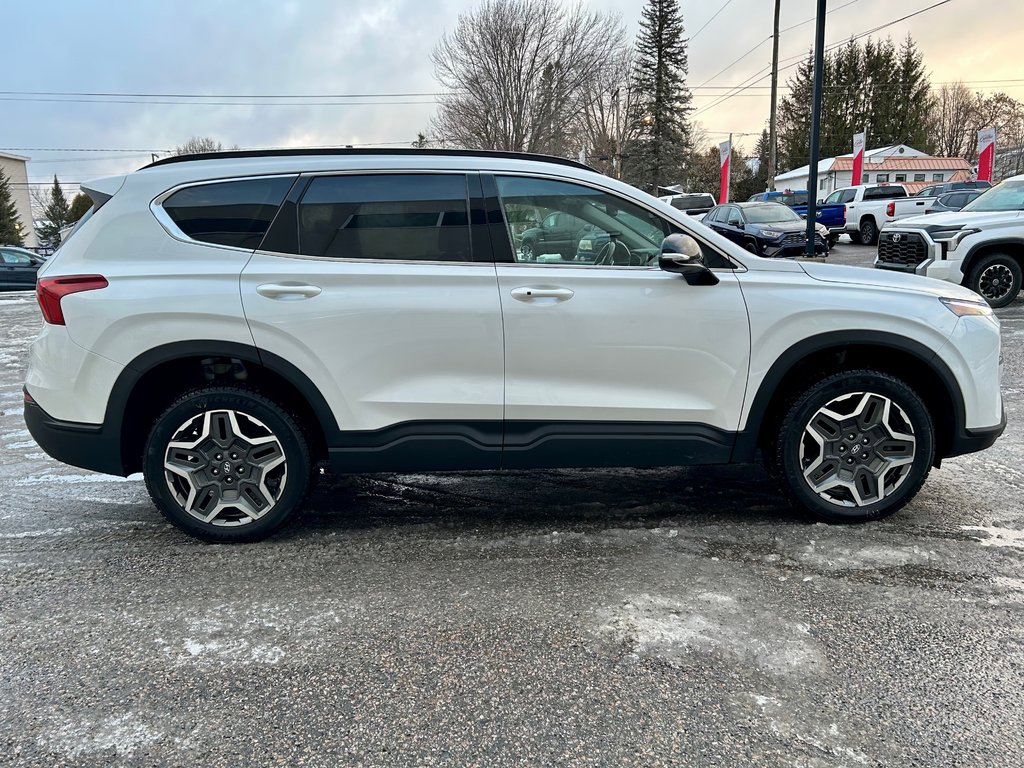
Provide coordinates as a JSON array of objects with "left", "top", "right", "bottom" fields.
[{"left": 23, "top": 149, "right": 1005, "bottom": 542}]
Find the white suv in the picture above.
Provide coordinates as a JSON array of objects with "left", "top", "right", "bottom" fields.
[
  {"left": 24, "top": 149, "right": 1005, "bottom": 541},
  {"left": 877, "top": 174, "right": 1024, "bottom": 307}
]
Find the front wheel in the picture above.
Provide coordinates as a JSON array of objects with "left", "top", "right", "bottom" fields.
[
  {"left": 968, "top": 253, "right": 1022, "bottom": 308},
  {"left": 143, "top": 387, "right": 312, "bottom": 542},
  {"left": 770, "top": 371, "right": 934, "bottom": 523}
]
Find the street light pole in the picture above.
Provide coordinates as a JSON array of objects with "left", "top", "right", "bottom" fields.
[
  {"left": 805, "top": 0, "right": 827, "bottom": 257},
  {"left": 767, "top": 0, "right": 781, "bottom": 191}
]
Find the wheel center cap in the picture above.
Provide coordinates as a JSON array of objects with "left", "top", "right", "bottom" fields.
[{"left": 221, "top": 460, "right": 233, "bottom": 474}]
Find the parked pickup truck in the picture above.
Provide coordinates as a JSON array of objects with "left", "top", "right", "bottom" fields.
[
  {"left": 747, "top": 190, "right": 846, "bottom": 246},
  {"left": 876, "top": 174, "right": 1024, "bottom": 308},
  {"left": 825, "top": 184, "right": 934, "bottom": 245}
]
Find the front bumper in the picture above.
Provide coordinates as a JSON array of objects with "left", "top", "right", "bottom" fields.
[
  {"left": 23, "top": 393, "right": 125, "bottom": 476},
  {"left": 947, "top": 408, "right": 1006, "bottom": 458},
  {"left": 763, "top": 238, "right": 828, "bottom": 258}
]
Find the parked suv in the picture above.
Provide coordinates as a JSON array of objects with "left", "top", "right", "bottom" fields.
[
  {"left": 25, "top": 149, "right": 1005, "bottom": 541},
  {"left": 877, "top": 174, "right": 1024, "bottom": 307}
]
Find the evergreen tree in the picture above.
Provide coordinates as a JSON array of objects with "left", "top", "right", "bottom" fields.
[
  {"left": 623, "top": 0, "right": 692, "bottom": 193},
  {"left": 38, "top": 176, "right": 71, "bottom": 248},
  {"left": 0, "top": 168, "right": 25, "bottom": 246},
  {"left": 68, "top": 192, "right": 92, "bottom": 224},
  {"left": 776, "top": 35, "right": 934, "bottom": 176}
]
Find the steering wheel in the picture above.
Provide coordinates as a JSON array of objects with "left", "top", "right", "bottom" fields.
[{"left": 594, "top": 239, "right": 639, "bottom": 266}]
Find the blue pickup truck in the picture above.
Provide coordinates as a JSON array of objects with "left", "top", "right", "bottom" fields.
[{"left": 747, "top": 190, "right": 846, "bottom": 246}]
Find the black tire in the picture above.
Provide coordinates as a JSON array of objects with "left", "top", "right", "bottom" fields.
[
  {"left": 828, "top": 235, "right": 840, "bottom": 248},
  {"left": 769, "top": 370, "right": 934, "bottom": 523},
  {"left": 143, "top": 386, "right": 312, "bottom": 542},
  {"left": 859, "top": 217, "right": 879, "bottom": 246},
  {"left": 968, "top": 252, "right": 1022, "bottom": 308},
  {"left": 744, "top": 239, "right": 759, "bottom": 255},
  {"left": 520, "top": 240, "right": 536, "bottom": 261},
  {"left": 847, "top": 230, "right": 864, "bottom": 245}
]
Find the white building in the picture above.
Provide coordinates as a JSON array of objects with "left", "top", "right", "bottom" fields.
[
  {"left": 774, "top": 144, "right": 973, "bottom": 198},
  {"left": 0, "top": 151, "right": 36, "bottom": 247}
]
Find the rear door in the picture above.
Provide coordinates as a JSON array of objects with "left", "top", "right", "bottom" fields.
[
  {"left": 0, "top": 249, "right": 37, "bottom": 288},
  {"left": 239, "top": 171, "right": 505, "bottom": 471}
]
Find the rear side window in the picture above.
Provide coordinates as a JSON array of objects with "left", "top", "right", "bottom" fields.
[
  {"left": 297, "top": 174, "right": 471, "bottom": 261},
  {"left": 864, "top": 186, "right": 906, "bottom": 200},
  {"left": 162, "top": 177, "right": 294, "bottom": 249}
]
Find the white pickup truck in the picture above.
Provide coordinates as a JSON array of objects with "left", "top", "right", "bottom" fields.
[{"left": 823, "top": 184, "right": 934, "bottom": 245}]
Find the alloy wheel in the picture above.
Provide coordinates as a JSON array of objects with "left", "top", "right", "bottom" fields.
[
  {"left": 799, "top": 391, "right": 916, "bottom": 507},
  {"left": 978, "top": 263, "right": 1014, "bottom": 301},
  {"left": 163, "top": 409, "right": 288, "bottom": 527}
]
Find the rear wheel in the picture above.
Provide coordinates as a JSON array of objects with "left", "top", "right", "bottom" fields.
[
  {"left": 770, "top": 371, "right": 934, "bottom": 523},
  {"left": 143, "top": 387, "right": 311, "bottom": 542},
  {"left": 968, "top": 252, "right": 1022, "bottom": 308},
  {"left": 859, "top": 217, "right": 879, "bottom": 246}
]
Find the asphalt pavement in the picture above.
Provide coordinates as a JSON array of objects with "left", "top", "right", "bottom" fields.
[{"left": 1, "top": 244, "right": 1022, "bottom": 767}]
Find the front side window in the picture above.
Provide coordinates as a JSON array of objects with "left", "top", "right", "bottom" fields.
[
  {"left": 297, "top": 174, "right": 471, "bottom": 261},
  {"left": 162, "top": 177, "right": 294, "bottom": 249},
  {"left": 496, "top": 175, "right": 671, "bottom": 266},
  {"left": 824, "top": 190, "right": 843, "bottom": 204}
]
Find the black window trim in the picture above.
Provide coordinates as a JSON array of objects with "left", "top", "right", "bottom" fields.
[
  {"left": 151, "top": 173, "right": 299, "bottom": 253},
  {"left": 252, "top": 169, "right": 491, "bottom": 266},
  {"left": 487, "top": 171, "right": 742, "bottom": 271}
]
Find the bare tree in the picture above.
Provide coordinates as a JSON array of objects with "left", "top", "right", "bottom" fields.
[
  {"left": 430, "top": 0, "right": 627, "bottom": 156},
  {"left": 173, "top": 136, "right": 238, "bottom": 156},
  {"left": 576, "top": 48, "right": 638, "bottom": 178},
  {"left": 931, "top": 82, "right": 981, "bottom": 158}
]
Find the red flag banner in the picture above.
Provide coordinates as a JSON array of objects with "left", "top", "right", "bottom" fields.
[
  {"left": 977, "top": 127, "right": 996, "bottom": 183},
  {"left": 852, "top": 132, "right": 865, "bottom": 186},
  {"left": 719, "top": 139, "right": 731, "bottom": 203}
]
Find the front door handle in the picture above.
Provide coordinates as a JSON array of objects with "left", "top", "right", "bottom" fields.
[
  {"left": 510, "top": 286, "right": 575, "bottom": 303},
  {"left": 256, "top": 283, "right": 322, "bottom": 300}
]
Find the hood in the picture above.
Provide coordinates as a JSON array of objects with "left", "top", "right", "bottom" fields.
[
  {"left": 891, "top": 209, "right": 1022, "bottom": 230},
  {"left": 799, "top": 261, "right": 982, "bottom": 301},
  {"left": 751, "top": 219, "right": 806, "bottom": 233}
]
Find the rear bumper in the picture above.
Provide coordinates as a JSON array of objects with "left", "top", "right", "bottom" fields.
[{"left": 23, "top": 393, "right": 125, "bottom": 476}]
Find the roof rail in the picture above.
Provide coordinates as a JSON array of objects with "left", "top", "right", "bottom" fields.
[{"left": 142, "top": 147, "right": 594, "bottom": 171}]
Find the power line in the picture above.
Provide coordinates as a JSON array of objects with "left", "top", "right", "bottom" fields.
[
  {"left": 692, "top": 0, "right": 959, "bottom": 119},
  {"left": 0, "top": 90, "right": 443, "bottom": 98},
  {"left": 689, "top": 0, "right": 736, "bottom": 42},
  {"left": 0, "top": 96, "right": 438, "bottom": 107}
]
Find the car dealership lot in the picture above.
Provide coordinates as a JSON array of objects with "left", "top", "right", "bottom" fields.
[{"left": 1, "top": 250, "right": 1022, "bottom": 766}]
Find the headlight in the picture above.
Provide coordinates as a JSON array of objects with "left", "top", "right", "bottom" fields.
[
  {"left": 931, "top": 228, "right": 980, "bottom": 251},
  {"left": 940, "top": 296, "right": 993, "bottom": 316},
  {"left": 758, "top": 229, "right": 782, "bottom": 238}
]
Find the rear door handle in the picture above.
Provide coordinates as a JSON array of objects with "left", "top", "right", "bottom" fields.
[
  {"left": 256, "top": 283, "right": 322, "bottom": 300},
  {"left": 510, "top": 286, "right": 574, "bottom": 302}
]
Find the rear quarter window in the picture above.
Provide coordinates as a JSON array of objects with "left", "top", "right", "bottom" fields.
[{"left": 162, "top": 177, "right": 295, "bottom": 249}]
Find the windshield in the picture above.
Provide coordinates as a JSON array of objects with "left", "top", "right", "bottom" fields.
[
  {"left": 745, "top": 204, "right": 800, "bottom": 224},
  {"left": 961, "top": 180, "right": 1024, "bottom": 212}
]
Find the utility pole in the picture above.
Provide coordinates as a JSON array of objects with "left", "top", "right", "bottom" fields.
[
  {"left": 805, "top": 0, "right": 826, "bottom": 257},
  {"left": 767, "top": 0, "right": 781, "bottom": 190}
]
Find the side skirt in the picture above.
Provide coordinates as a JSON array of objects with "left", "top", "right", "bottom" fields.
[{"left": 327, "top": 420, "right": 736, "bottom": 474}]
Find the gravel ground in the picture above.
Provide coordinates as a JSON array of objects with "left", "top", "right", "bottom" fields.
[{"left": 1, "top": 244, "right": 1022, "bottom": 767}]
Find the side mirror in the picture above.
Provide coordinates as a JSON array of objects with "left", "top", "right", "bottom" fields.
[{"left": 658, "top": 234, "right": 719, "bottom": 286}]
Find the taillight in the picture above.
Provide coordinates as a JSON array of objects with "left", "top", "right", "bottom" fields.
[
  {"left": 886, "top": 201, "right": 895, "bottom": 217},
  {"left": 36, "top": 275, "right": 108, "bottom": 325}
]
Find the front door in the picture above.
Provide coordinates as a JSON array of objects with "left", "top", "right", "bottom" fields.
[
  {"left": 240, "top": 172, "right": 505, "bottom": 471},
  {"left": 491, "top": 175, "right": 751, "bottom": 469}
]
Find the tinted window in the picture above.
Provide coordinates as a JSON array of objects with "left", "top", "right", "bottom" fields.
[
  {"left": 1, "top": 250, "right": 33, "bottom": 265},
  {"left": 779, "top": 192, "right": 808, "bottom": 206},
  {"left": 297, "top": 174, "right": 471, "bottom": 261},
  {"left": 864, "top": 186, "right": 906, "bottom": 200},
  {"left": 163, "top": 177, "right": 293, "bottom": 249}
]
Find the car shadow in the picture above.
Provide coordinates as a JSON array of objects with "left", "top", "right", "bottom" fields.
[{"left": 287, "top": 462, "right": 815, "bottom": 538}]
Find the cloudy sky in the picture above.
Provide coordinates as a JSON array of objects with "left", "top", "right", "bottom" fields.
[{"left": 4, "top": 0, "right": 1022, "bottom": 194}]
